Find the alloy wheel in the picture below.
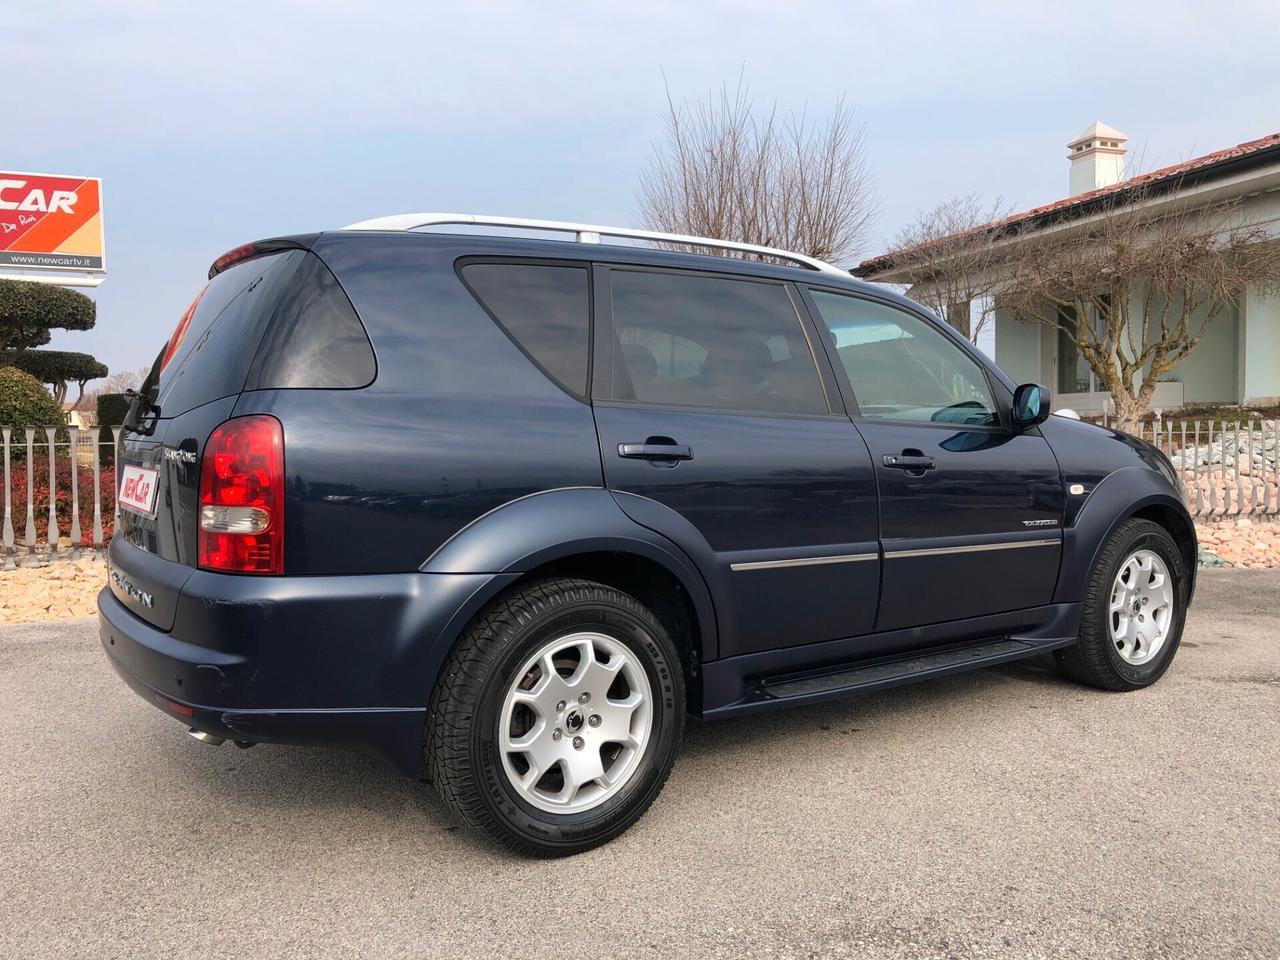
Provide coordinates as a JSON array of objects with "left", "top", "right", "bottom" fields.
[
  {"left": 1108, "top": 549, "right": 1175, "bottom": 665},
  {"left": 498, "top": 631, "right": 653, "bottom": 814}
]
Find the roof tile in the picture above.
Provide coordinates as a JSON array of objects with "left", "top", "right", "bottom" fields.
[{"left": 857, "top": 131, "right": 1280, "bottom": 276}]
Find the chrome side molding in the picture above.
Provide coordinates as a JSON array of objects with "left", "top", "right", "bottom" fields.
[
  {"left": 884, "top": 538, "right": 1060, "bottom": 560},
  {"left": 730, "top": 553, "right": 878, "bottom": 572}
]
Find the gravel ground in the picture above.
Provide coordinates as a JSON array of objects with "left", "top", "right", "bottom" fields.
[
  {"left": 1, "top": 571, "right": 1277, "bottom": 959},
  {"left": 0, "top": 554, "right": 106, "bottom": 624}
]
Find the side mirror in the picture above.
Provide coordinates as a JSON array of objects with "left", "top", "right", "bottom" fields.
[{"left": 1012, "top": 383, "right": 1051, "bottom": 428}]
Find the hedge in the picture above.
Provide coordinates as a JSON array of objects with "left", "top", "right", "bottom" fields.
[
  {"left": 96, "top": 392, "right": 131, "bottom": 427},
  {"left": 0, "top": 366, "right": 65, "bottom": 433}
]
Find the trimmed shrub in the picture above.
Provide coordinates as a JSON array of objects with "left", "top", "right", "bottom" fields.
[
  {"left": 0, "top": 349, "right": 108, "bottom": 401},
  {"left": 0, "top": 278, "right": 96, "bottom": 351},
  {"left": 96, "top": 392, "right": 132, "bottom": 463},
  {"left": 0, "top": 366, "right": 65, "bottom": 434},
  {"left": 96, "top": 392, "right": 131, "bottom": 427}
]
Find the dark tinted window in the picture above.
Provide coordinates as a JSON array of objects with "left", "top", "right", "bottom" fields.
[
  {"left": 153, "top": 252, "right": 297, "bottom": 416},
  {"left": 461, "top": 263, "right": 591, "bottom": 396},
  {"left": 608, "top": 270, "right": 826, "bottom": 415},
  {"left": 248, "top": 252, "right": 375, "bottom": 389},
  {"left": 808, "top": 290, "right": 999, "bottom": 426}
]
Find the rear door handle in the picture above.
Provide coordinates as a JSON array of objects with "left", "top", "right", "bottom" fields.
[
  {"left": 618, "top": 442, "right": 693, "bottom": 461},
  {"left": 882, "top": 454, "right": 936, "bottom": 470}
]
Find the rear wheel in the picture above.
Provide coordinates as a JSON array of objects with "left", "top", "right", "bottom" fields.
[
  {"left": 426, "top": 577, "right": 684, "bottom": 856},
  {"left": 1058, "top": 518, "right": 1188, "bottom": 691}
]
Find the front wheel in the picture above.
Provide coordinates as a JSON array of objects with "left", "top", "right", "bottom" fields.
[
  {"left": 425, "top": 577, "right": 685, "bottom": 856},
  {"left": 1057, "top": 517, "right": 1189, "bottom": 691}
]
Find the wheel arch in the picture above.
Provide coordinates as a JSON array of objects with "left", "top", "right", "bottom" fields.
[
  {"left": 1056, "top": 466, "right": 1197, "bottom": 604},
  {"left": 421, "top": 487, "right": 719, "bottom": 689}
]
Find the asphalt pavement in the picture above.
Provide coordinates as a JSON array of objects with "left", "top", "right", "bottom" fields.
[{"left": 2, "top": 570, "right": 1277, "bottom": 959}]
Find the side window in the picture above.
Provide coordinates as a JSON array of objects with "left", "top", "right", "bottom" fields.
[
  {"left": 608, "top": 270, "right": 827, "bottom": 415},
  {"left": 461, "top": 262, "right": 591, "bottom": 396},
  {"left": 807, "top": 290, "right": 1000, "bottom": 427},
  {"left": 248, "top": 252, "right": 376, "bottom": 390}
]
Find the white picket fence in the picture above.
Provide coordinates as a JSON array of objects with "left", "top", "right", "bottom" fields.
[
  {"left": 1, "top": 425, "right": 122, "bottom": 570},
  {"left": 1111, "top": 416, "right": 1278, "bottom": 519}
]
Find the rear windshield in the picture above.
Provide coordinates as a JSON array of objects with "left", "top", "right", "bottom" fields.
[
  {"left": 150, "top": 252, "right": 299, "bottom": 417},
  {"left": 145, "top": 250, "right": 374, "bottom": 418}
]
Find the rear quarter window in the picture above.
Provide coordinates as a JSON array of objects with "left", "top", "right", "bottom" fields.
[
  {"left": 459, "top": 261, "right": 591, "bottom": 397},
  {"left": 247, "top": 252, "right": 375, "bottom": 390}
]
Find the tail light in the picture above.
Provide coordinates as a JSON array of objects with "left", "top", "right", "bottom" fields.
[{"left": 198, "top": 416, "right": 285, "bottom": 574}]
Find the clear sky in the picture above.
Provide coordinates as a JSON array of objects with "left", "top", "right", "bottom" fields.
[{"left": 13, "top": 0, "right": 1280, "bottom": 383}]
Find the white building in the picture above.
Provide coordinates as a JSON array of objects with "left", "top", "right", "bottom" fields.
[{"left": 857, "top": 125, "right": 1280, "bottom": 413}]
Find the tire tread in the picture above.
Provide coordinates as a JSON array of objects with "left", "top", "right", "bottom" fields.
[
  {"left": 1058, "top": 517, "right": 1184, "bottom": 691},
  {"left": 424, "top": 576, "right": 682, "bottom": 856}
]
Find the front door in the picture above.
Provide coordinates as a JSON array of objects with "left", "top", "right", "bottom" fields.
[
  {"left": 802, "top": 287, "right": 1063, "bottom": 632},
  {"left": 592, "top": 265, "right": 880, "bottom": 658}
]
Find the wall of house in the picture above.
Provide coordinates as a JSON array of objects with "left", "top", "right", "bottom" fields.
[
  {"left": 993, "top": 307, "right": 1042, "bottom": 386},
  {"left": 1242, "top": 283, "right": 1280, "bottom": 404},
  {"left": 1161, "top": 299, "right": 1239, "bottom": 405}
]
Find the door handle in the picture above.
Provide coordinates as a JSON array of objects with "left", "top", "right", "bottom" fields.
[
  {"left": 883, "top": 454, "right": 936, "bottom": 471},
  {"left": 618, "top": 442, "right": 693, "bottom": 461}
]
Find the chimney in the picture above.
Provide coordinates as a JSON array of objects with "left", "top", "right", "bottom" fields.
[{"left": 1067, "top": 121, "right": 1127, "bottom": 196}]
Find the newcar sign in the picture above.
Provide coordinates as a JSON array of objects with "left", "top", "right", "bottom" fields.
[{"left": 0, "top": 171, "right": 105, "bottom": 276}]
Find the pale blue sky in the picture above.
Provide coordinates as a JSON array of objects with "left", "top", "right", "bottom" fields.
[{"left": 13, "top": 0, "right": 1280, "bottom": 382}]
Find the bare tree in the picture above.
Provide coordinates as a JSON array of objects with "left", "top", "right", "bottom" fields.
[
  {"left": 637, "top": 80, "right": 878, "bottom": 266},
  {"left": 886, "top": 194, "right": 1013, "bottom": 341},
  {"left": 78, "top": 365, "right": 151, "bottom": 425},
  {"left": 1001, "top": 183, "right": 1280, "bottom": 428}
]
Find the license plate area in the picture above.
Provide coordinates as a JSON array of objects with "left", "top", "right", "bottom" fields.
[{"left": 119, "top": 464, "right": 159, "bottom": 516}]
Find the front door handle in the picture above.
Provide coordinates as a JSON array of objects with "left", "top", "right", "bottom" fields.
[
  {"left": 883, "top": 454, "right": 936, "bottom": 471},
  {"left": 619, "top": 442, "right": 693, "bottom": 461}
]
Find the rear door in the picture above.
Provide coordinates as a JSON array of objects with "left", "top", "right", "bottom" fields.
[
  {"left": 801, "top": 286, "right": 1063, "bottom": 631},
  {"left": 590, "top": 265, "right": 880, "bottom": 658},
  {"left": 116, "top": 251, "right": 303, "bottom": 573},
  {"left": 111, "top": 247, "right": 374, "bottom": 626}
]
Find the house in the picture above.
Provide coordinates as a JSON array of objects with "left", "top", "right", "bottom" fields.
[
  {"left": 60, "top": 401, "right": 90, "bottom": 430},
  {"left": 855, "top": 124, "right": 1280, "bottom": 413}
]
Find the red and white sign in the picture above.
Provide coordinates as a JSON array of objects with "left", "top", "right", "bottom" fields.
[
  {"left": 118, "top": 465, "right": 159, "bottom": 516},
  {"left": 0, "top": 170, "right": 105, "bottom": 273}
]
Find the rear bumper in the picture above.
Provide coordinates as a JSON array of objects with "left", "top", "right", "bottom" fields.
[{"left": 98, "top": 547, "right": 515, "bottom": 775}]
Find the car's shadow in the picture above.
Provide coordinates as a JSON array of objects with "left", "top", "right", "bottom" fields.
[{"left": 138, "top": 655, "right": 1080, "bottom": 846}]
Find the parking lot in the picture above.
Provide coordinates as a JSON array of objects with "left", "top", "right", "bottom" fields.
[{"left": 2, "top": 569, "right": 1277, "bottom": 959}]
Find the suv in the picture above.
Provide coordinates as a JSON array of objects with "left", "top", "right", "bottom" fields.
[{"left": 100, "top": 214, "right": 1195, "bottom": 856}]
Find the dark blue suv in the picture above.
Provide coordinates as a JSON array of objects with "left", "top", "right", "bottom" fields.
[{"left": 100, "top": 215, "right": 1195, "bottom": 855}]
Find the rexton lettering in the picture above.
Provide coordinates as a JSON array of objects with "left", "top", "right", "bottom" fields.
[{"left": 0, "top": 179, "right": 77, "bottom": 214}]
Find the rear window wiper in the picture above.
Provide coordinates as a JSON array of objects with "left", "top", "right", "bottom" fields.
[{"left": 122, "top": 387, "right": 161, "bottom": 436}]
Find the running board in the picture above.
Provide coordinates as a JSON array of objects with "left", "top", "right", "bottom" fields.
[{"left": 757, "top": 636, "right": 1071, "bottom": 705}]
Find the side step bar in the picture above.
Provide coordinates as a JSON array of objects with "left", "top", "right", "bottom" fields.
[{"left": 758, "top": 636, "right": 1072, "bottom": 705}]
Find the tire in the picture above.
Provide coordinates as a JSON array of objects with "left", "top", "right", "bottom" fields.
[
  {"left": 425, "top": 577, "right": 685, "bottom": 856},
  {"left": 1057, "top": 517, "right": 1189, "bottom": 691}
]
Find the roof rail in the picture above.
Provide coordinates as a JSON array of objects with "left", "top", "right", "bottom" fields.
[{"left": 339, "top": 213, "right": 848, "bottom": 276}]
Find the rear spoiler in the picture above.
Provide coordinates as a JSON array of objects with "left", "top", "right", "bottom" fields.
[{"left": 208, "top": 234, "right": 320, "bottom": 279}]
